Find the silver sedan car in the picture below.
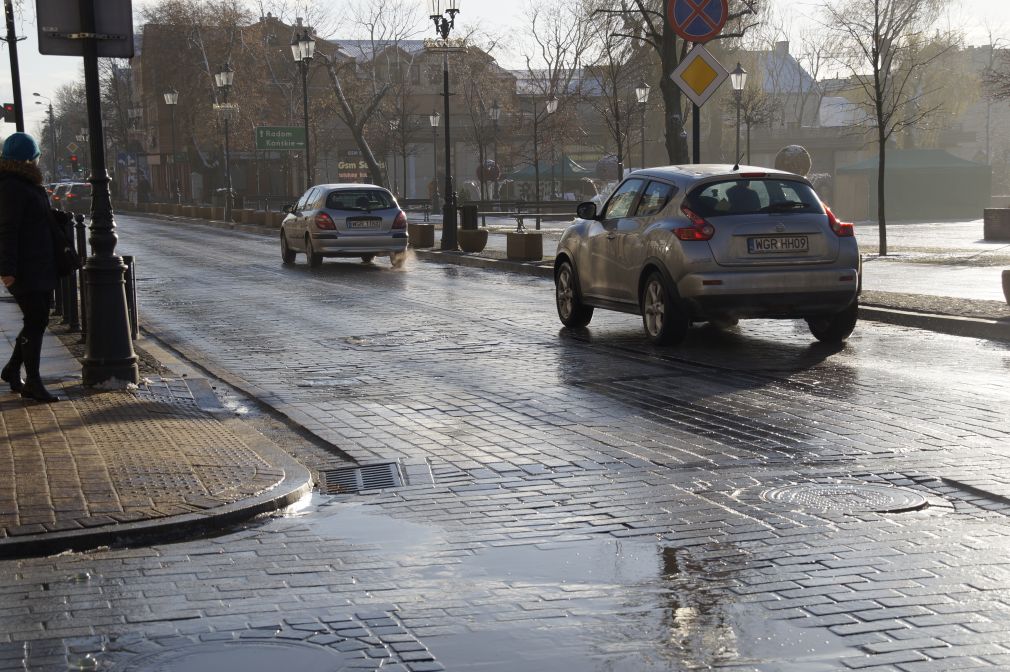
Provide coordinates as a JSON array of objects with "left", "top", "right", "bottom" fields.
[
  {"left": 554, "top": 165, "right": 861, "bottom": 345},
  {"left": 280, "top": 183, "right": 409, "bottom": 267}
]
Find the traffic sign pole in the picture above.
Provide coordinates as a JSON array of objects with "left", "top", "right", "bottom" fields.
[{"left": 693, "top": 103, "right": 700, "bottom": 164}]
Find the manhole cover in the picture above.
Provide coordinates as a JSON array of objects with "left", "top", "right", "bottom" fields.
[
  {"left": 761, "top": 483, "right": 928, "bottom": 513},
  {"left": 116, "top": 641, "right": 346, "bottom": 672}
]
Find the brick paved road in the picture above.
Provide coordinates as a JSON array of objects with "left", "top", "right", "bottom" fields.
[{"left": 2, "top": 215, "right": 1010, "bottom": 670}]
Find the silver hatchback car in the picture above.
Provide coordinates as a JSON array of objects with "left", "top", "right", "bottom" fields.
[
  {"left": 280, "top": 183, "right": 409, "bottom": 267},
  {"left": 554, "top": 165, "right": 860, "bottom": 345}
]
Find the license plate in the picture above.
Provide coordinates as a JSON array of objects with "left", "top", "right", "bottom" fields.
[
  {"left": 747, "top": 235, "right": 809, "bottom": 254},
  {"left": 347, "top": 218, "right": 381, "bottom": 229}
]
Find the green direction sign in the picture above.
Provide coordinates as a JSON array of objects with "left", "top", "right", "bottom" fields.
[{"left": 255, "top": 126, "right": 305, "bottom": 151}]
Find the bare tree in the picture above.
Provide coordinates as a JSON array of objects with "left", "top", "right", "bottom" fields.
[
  {"left": 585, "top": 5, "right": 650, "bottom": 177},
  {"left": 518, "top": 1, "right": 594, "bottom": 200},
  {"left": 824, "top": 0, "right": 951, "bottom": 255}
]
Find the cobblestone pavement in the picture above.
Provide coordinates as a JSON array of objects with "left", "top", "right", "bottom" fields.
[{"left": 2, "top": 216, "right": 1010, "bottom": 670}]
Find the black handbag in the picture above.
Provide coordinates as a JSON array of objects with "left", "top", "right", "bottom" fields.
[{"left": 48, "top": 209, "right": 82, "bottom": 277}]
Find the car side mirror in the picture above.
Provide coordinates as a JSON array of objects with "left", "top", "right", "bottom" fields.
[
  {"left": 576, "top": 201, "right": 598, "bottom": 220},
  {"left": 282, "top": 203, "right": 294, "bottom": 214}
]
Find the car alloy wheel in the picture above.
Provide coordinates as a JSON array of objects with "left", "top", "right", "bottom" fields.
[
  {"left": 555, "top": 261, "right": 593, "bottom": 328},
  {"left": 306, "top": 236, "right": 322, "bottom": 268},
  {"left": 641, "top": 272, "right": 688, "bottom": 345},
  {"left": 280, "top": 230, "right": 295, "bottom": 264}
]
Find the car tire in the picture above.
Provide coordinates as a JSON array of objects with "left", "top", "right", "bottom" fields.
[
  {"left": 640, "top": 271, "right": 688, "bottom": 346},
  {"left": 281, "top": 230, "right": 296, "bottom": 264},
  {"left": 806, "top": 300, "right": 858, "bottom": 343},
  {"left": 361, "top": 254, "right": 375, "bottom": 263},
  {"left": 390, "top": 251, "right": 407, "bottom": 269},
  {"left": 306, "top": 236, "right": 322, "bottom": 268},
  {"left": 555, "top": 260, "right": 593, "bottom": 328}
]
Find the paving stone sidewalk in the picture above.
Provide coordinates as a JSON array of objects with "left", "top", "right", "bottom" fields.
[{"left": 0, "top": 297, "right": 311, "bottom": 559}]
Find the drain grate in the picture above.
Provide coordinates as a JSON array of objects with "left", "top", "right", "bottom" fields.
[
  {"left": 761, "top": 483, "right": 928, "bottom": 513},
  {"left": 319, "top": 462, "right": 403, "bottom": 494}
]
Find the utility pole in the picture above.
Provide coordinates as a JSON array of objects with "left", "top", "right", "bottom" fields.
[{"left": 4, "top": 0, "right": 24, "bottom": 130}]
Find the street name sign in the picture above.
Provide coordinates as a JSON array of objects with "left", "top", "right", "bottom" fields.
[
  {"left": 255, "top": 126, "right": 306, "bottom": 151},
  {"left": 669, "top": 44, "right": 729, "bottom": 108},
  {"left": 667, "top": 0, "right": 729, "bottom": 44}
]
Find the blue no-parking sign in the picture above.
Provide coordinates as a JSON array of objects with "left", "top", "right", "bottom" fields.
[{"left": 667, "top": 0, "right": 729, "bottom": 43}]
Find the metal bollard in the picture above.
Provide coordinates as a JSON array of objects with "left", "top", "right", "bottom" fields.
[
  {"left": 75, "top": 214, "right": 88, "bottom": 341},
  {"left": 65, "top": 216, "right": 80, "bottom": 332},
  {"left": 123, "top": 255, "right": 139, "bottom": 340}
]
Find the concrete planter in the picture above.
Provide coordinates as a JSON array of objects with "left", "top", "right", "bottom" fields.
[
  {"left": 984, "top": 209, "right": 1010, "bottom": 241},
  {"left": 408, "top": 223, "right": 435, "bottom": 248},
  {"left": 1003, "top": 269, "right": 1010, "bottom": 306},
  {"left": 506, "top": 231, "right": 543, "bottom": 261},
  {"left": 458, "top": 228, "right": 488, "bottom": 253},
  {"left": 267, "top": 211, "right": 285, "bottom": 228},
  {"left": 198, "top": 206, "right": 213, "bottom": 220},
  {"left": 239, "top": 209, "right": 255, "bottom": 224}
]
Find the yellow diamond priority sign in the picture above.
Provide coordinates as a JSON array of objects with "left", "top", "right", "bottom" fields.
[{"left": 670, "top": 44, "right": 728, "bottom": 107}]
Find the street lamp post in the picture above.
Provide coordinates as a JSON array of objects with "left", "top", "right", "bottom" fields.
[
  {"left": 32, "top": 93, "right": 57, "bottom": 180},
  {"left": 531, "top": 94, "right": 557, "bottom": 205},
  {"left": 163, "top": 89, "right": 180, "bottom": 203},
  {"left": 291, "top": 29, "right": 316, "bottom": 190},
  {"left": 429, "top": 110, "right": 440, "bottom": 213},
  {"left": 78, "top": 0, "right": 138, "bottom": 386},
  {"left": 389, "top": 119, "right": 399, "bottom": 196},
  {"left": 429, "top": 0, "right": 461, "bottom": 251},
  {"left": 214, "top": 62, "right": 235, "bottom": 221},
  {"left": 730, "top": 63, "right": 748, "bottom": 165},
  {"left": 489, "top": 99, "right": 500, "bottom": 201},
  {"left": 635, "top": 81, "right": 650, "bottom": 170}
]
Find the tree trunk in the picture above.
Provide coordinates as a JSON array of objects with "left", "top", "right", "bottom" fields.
[
  {"left": 661, "top": 17, "right": 689, "bottom": 164},
  {"left": 322, "top": 55, "right": 389, "bottom": 188},
  {"left": 877, "top": 123, "right": 888, "bottom": 256}
]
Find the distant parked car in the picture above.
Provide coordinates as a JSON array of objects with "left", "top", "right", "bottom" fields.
[
  {"left": 553, "top": 164, "right": 861, "bottom": 345},
  {"left": 280, "top": 183, "right": 409, "bottom": 268}
]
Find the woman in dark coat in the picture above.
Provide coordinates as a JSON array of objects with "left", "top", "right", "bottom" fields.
[{"left": 0, "top": 132, "right": 60, "bottom": 402}]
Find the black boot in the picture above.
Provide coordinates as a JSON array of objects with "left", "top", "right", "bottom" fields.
[
  {"left": 2, "top": 336, "right": 24, "bottom": 393},
  {"left": 0, "top": 361, "right": 23, "bottom": 393},
  {"left": 21, "top": 377, "right": 59, "bottom": 403}
]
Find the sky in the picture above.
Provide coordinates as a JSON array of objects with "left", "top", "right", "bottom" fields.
[{"left": 2, "top": 0, "right": 1010, "bottom": 141}]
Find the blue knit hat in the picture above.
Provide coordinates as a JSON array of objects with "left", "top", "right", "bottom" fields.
[{"left": 2, "top": 132, "right": 41, "bottom": 162}]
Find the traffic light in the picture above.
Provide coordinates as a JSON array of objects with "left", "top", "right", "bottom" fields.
[
  {"left": 1, "top": 103, "right": 14, "bottom": 123},
  {"left": 69, "top": 154, "right": 78, "bottom": 173}
]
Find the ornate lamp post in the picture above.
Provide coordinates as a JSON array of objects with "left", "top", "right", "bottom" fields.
[
  {"left": 635, "top": 81, "right": 650, "bottom": 169},
  {"left": 291, "top": 29, "right": 315, "bottom": 189},
  {"left": 730, "top": 62, "right": 748, "bottom": 164},
  {"left": 532, "top": 94, "right": 557, "bottom": 203},
  {"left": 32, "top": 93, "right": 57, "bottom": 179},
  {"left": 489, "top": 99, "right": 501, "bottom": 200},
  {"left": 389, "top": 118, "right": 399, "bottom": 196},
  {"left": 79, "top": 0, "right": 138, "bottom": 386},
  {"left": 163, "top": 89, "right": 180, "bottom": 203},
  {"left": 214, "top": 62, "right": 235, "bottom": 221},
  {"left": 428, "top": 0, "right": 461, "bottom": 250},
  {"left": 429, "top": 110, "right": 440, "bottom": 212}
]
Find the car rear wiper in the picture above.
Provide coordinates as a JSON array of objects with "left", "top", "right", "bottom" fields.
[{"left": 762, "top": 201, "right": 809, "bottom": 212}]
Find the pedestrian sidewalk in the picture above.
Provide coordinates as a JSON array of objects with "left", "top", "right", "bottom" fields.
[{"left": 0, "top": 297, "right": 311, "bottom": 559}]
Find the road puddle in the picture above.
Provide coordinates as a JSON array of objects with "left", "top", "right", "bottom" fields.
[{"left": 302, "top": 501, "right": 856, "bottom": 669}]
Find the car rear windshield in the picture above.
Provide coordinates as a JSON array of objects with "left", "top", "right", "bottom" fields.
[
  {"left": 685, "top": 179, "right": 824, "bottom": 217},
  {"left": 325, "top": 189, "right": 395, "bottom": 211}
]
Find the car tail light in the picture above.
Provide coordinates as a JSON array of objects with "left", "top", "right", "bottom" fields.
[
  {"left": 392, "top": 211, "right": 407, "bottom": 229},
  {"left": 315, "top": 212, "right": 336, "bottom": 230},
  {"left": 823, "top": 203, "right": 853, "bottom": 237},
  {"left": 676, "top": 205, "right": 715, "bottom": 241}
]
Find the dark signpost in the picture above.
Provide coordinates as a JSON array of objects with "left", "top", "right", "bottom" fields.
[
  {"left": 667, "top": 0, "right": 729, "bottom": 163},
  {"left": 37, "top": 0, "right": 138, "bottom": 386}
]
